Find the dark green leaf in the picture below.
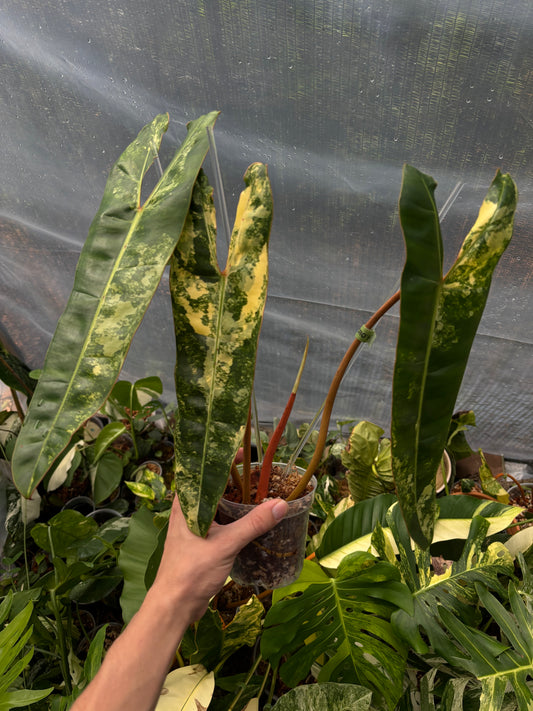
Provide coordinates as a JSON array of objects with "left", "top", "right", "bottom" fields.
[
  {"left": 316, "top": 493, "right": 397, "bottom": 564},
  {"left": 118, "top": 506, "right": 160, "bottom": 623},
  {"left": 31, "top": 510, "right": 98, "bottom": 558},
  {"left": 392, "top": 168, "right": 517, "bottom": 548}
]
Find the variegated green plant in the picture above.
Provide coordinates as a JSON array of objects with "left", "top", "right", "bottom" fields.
[
  {"left": 341, "top": 420, "right": 394, "bottom": 502},
  {"left": 170, "top": 165, "right": 272, "bottom": 536},
  {"left": 11, "top": 111, "right": 219, "bottom": 498},
  {"left": 261, "top": 553, "right": 413, "bottom": 710},
  {"left": 440, "top": 582, "right": 533, "bottom": 710},
  {"left": 392, "top": 167, "right": 517, "bottom": 549}
]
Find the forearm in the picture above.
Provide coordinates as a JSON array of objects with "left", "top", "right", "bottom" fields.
[{"left": 71, "top": 584, "right": 193, "bottom": 711}]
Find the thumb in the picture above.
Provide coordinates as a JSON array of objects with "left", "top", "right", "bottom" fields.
[{"left": 222, "top": 498, "right": 289, "bottom": 554}]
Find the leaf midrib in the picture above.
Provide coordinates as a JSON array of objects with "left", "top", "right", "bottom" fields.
[{"left": 34, "top": 147, "right": 155, "bottom": 467}]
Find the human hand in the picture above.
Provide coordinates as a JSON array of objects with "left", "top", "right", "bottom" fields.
[{"left": 150, "top": 494, "right": 289, "bottom": 620}]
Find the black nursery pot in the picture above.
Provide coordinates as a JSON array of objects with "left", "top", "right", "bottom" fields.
[{"left": 217, "top": 465, "right": 316, "bottom": 589}]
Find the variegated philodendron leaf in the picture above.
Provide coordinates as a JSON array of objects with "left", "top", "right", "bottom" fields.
[
  {"left": 12, "top": 111, "right": 219, "bottom": 498},
  {"left": 170, "top": 164, "right": 272, "bottom": 536},
  {"left": 392, "top": 167, "right": 517, "bottom": 549}
]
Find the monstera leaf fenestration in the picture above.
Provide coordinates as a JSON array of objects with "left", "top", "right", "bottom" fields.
[
  {"left": 170, "top": 164, "right": 272, "bottom": 536},
  {"left": 12, "top": 112, "right": 219, "bottom": 498},
  {"left": 261, "top": 554, "right": 412, "bottom": 710},
  {"left": 392, "top": 167, "right": 517, "bottom": 549},
  {"left": 440, "top": 582, "right": 533, "bottom": 711},
  {"left": 383, "top": 503, "right": 515, "bottom": 659}
]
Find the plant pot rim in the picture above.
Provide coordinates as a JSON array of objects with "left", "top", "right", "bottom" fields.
[{"left": 222, "top": 462, "right": 316, "bottom": 517}]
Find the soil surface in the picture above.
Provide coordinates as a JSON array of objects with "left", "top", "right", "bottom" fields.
[{"left": 224, "top": 464, "right": 313, "bottom": 503}]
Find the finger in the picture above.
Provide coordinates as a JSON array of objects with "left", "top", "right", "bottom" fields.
[{"left": 218, "top": 498, "right": 289, "bottom": 555}]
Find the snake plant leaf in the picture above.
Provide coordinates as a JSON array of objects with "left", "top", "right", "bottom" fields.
[
  {"left": 11, "top": 111, "right": 219, "bottom": 498},
  {"left": 262, "top": 553, "right": 412, "bottom": 710},
  {"left": 170, "top": 163, "right": 272, "bottom": 536},
  {"left": 439, "top": 583, "right": 533, "bottom": 711},
  {"left": 392, "top": 166, "right": 517, "bottom": 549}
]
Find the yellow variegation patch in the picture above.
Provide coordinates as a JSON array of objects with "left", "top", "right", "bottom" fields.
[{"left": 171, "top": 164, "right": 273, "bottom": 536}]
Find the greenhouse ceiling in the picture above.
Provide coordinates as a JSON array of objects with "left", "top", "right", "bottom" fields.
[{"left": 0, "top": 0, "right": 531, "bottom": 460}]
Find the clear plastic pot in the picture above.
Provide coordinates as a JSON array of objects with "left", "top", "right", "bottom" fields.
[{"left": 217, "top": 465, "right": 316, "bottom": 589}]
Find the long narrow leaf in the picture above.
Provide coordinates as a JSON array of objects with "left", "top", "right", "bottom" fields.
[
  {"left": 12, "top": 111, "right": 219, "bottom": 498},
  {"left": 170, "top": 164, "right": 272, "bottom": 536},
  {"left": 392, "top": 167, "right": 517, "bottom": 548}
]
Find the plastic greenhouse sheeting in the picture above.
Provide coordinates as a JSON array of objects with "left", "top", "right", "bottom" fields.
[{"left": 0, "top": 0, "right": 531, "bottom": 461}]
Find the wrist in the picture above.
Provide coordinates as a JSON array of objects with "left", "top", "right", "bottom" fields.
[{"left": 146, "top": 578, "right": 207, "bottom": 624}]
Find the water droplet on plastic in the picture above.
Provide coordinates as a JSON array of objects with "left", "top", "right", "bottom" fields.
[
  {"left": 466, "top": 99, "right": 471, "bottom": 104},
  {"left": 499, "top": 154, "right": 504, "bottom": 160},
  {"left": 487, "top": 98, "right": 492, "bottom": 102},
  {"left": 393, "top": 137, "right": 399, "bottom": 142}
]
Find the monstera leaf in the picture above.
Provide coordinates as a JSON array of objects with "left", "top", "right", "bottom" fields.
[
  {"left": 392, "top": 167, "right": 517, "bottom": 549},
  {"left": 0, "top": 598, "right": 53, "bottom": 709},
  {"left": 170, "top": 164, "right": 272, "bottom": 536},
  {"left": 384, "top": 504, "right": 515, "bottom": 659},
  {"left": 440, "top": 582, "right": 533, "bottom": 711},
  {"left": 12, "top": 111, "right": 218, "bottom": 498},
  {"left": 261, "top": 553, "right": 412, "bottom": 710}
]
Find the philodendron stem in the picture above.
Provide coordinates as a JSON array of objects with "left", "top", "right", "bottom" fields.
[
  {"left": 287, "top": 290, "right": 400, "bottom": 501},
  {"left": 242, "top": 406, "right": 252, "bottom": 504},
  {"left": 255, "top": 338, "right": 309, "bottom": 503},
  {"left": 10, "top": 387, "right": 25, "bottom": 422},
  {"left": 227, "top": 654, "right": 262, "bottom": 711},
  {"left": 47, "top": 529, "right": 73, "bottom": 695},
  {"left": 230, "top": 460, "right": 243, "bottom": 495}
]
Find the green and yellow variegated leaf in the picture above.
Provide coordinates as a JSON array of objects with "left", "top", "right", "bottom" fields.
[
  {"left": 271, "top": 682, "right": 373, "bottom": 710},
  {"left": 317, "top": 495, "right": 522, "bottom": 570},
  {"left": 342, "top": 421, "right": 394, "bottom": 502},
  {"left": 440, "top": 583, "right": 533, "bottom": 711},
  {"left": 390, "top": 511, "right": 514, "bottom": 659},
  {"left": 12, "top": 112, "right": 219, "bottom": 498},
  {"left": 262, "top": 553, "right": 412, "bottom": 711},
  {"left": 171, "top": 164, "right": 272, "bottom": 536},
  {"left": 392, "top": 167, "right": 517, "bottom": 549},
  {"left": 220, "top": 595, "right": 264, "bottom": 662}
]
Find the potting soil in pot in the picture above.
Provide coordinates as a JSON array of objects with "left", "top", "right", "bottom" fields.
[{"left": 218, "top": 464, "right": 316, "bottom": 589}]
